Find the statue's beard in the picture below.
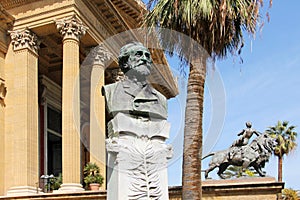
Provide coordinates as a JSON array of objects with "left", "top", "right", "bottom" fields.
[{"left": 126, "top": 64, "right": 151, "bottom": 80}]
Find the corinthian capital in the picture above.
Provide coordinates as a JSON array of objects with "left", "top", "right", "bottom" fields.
[
  {"left": 9, "top": 28, "right": 40, "bottom": 54},
  {"left": 91, "top": 44, "right": 113, "bottom": 66},
  {"left": 56, "top": 15, "right": 88, "bottom": 41},
  {"left": 84, "top": 44, "right": 113, "bottom": 67}
]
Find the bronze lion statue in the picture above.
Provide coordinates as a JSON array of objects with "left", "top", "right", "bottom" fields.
[{"left": 203, "top": 133, "right": 275, "bottom": 179}]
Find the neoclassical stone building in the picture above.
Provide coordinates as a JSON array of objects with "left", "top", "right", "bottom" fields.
[
  {"left": 0, "top": 1, "right": 285, "bottom": 200},
  {"left": 0, "top": 0, "right": 178, "bottom": 196}
]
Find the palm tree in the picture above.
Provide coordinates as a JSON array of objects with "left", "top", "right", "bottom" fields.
[
  {"left": 266, "top": 121, "right": 297, "bottom": 182},
  {"left": 143, "top": 0, "right": 271, "bottom": 199}
]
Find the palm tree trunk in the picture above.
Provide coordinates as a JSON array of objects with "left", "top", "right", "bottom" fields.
[
  {"left": 278, "top": 156, "right": 283, "bottom": 182},
  {"left": 182, "top": 58, "right": 206, "bottom": 200}
]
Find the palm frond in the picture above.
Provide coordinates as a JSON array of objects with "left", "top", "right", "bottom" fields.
[
  {"left": 143, "top": 0, "right": 269, "bottom": 61},
  {"left": 266, "top": 120, "right": 298, "bottom": 158}
]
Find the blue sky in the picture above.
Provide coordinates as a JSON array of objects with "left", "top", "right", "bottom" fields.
[{"left": 161, "top": 0, "right": 300, "bottom": 189}]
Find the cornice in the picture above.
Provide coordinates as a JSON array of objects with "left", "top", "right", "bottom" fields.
[
  {"left": 118, "top": 0, "right": 146, "bottom": 16},
  {"left": 0, "top": 0, "right": 39, "bottom": 10},
  {"left": 0, "top": 3, "right": 14, "bottom": 27},
  {"left": 104, "top": 0, "right": 130, "bottom": 31},
  {"left": 73, "top": 0, "right": 111, "bottom": 42}
]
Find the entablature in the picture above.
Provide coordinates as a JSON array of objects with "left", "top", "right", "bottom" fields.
[
  {"left": 0, "top": 4, "right": 14, "bottom": 53},
  {"left": 1, "top": 0, "right": 178, "bottom": 98}
]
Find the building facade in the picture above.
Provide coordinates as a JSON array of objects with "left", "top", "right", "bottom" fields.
[{"left": 0, "top": 0, "right": 178, "bottom": 196}]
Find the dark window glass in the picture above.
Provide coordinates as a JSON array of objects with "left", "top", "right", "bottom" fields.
[
  {"left": 47, "top": 132, "right": 62, "bottom": 176},
  {"left": 47, "top": 106, "right": 62, "bottom": 134}
]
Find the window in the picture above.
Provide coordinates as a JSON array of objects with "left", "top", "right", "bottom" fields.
[
  {"left": 39, "top": 75, "right": 62, "bottom": 177},
  {"left": 46, "top": 106, "right": 62, "bottom": 176}
]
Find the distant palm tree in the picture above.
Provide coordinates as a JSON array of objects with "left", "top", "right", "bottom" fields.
[
  {"left": 266, "top": 121, "right": 297, "bottom": 182},
  {"left": 143, "top": 0, "right": 271, "bottom": 199}
]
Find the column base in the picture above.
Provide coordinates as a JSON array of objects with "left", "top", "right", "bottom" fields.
[
  {"left": 58, "top": 183, "right": 84, "bottom": 193},
  {"left": 6, "top": 186, "right": 42, "bottom": 196}
]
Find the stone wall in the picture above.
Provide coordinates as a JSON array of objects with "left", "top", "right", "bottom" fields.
[
  {"left": 170, "top": 177, "right": 284, "bottom": 200},
  {"left": 0, "top": 177, "right": 284, "bottom": 200}
]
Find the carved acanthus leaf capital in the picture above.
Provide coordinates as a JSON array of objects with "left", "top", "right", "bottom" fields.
[
  {"left": 55, "top": 15, "right": 88, "bottom": 41},
  {"left": 9, "top": 28, "right": 40, "bottom": 54},
  {"left": 90, "top": 44, "right": 113, "bottom": 66}
]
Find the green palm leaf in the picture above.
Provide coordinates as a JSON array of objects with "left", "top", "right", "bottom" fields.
[{"left": 266, "top": 120, "right": 298, "bottom": 182}]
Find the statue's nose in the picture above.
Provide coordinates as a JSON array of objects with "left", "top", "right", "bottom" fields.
[{"left": 140, "top": 53, "right": 148, "bottom": 61}]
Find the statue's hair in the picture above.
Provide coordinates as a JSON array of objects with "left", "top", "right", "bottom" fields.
[
  {"left": 118, "top": 42, "right": 151, "bottom": 73},
  {"left": 246, "top": 121, "right": 252, "bottom": 128}
]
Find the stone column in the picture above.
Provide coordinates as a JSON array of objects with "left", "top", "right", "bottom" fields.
[
  {"left": 56, "top": 15, "right": 87, "bottom": 192},
  {"left": 89, "top": 45, "right": 111, "bottom": 190},
  {"left": 0, "top": 51, "right": 6, "bottom": 196},
  {"left": 6, "top": 28, "right": 40, "bottom": 196}
]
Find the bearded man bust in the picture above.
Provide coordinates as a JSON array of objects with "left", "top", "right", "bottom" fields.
[{"left": 103, "top": 42, "right": 172, "bottom": 200}]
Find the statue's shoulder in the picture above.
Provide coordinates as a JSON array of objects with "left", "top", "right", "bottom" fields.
[
  {"left": 102, "top": 82, "right": 125, "bottom": 115},
  {"left": 151, "top": 87, "right": 168, "bottom": 118},
  {"left": 102, "top": 82, "right": 115, "bottom": 94},
  {"left": 152, "top": 87, "right": 167, "bottom": 102},
  {"left": 102, "top": 82, "right": 122, "bottom": 97}
]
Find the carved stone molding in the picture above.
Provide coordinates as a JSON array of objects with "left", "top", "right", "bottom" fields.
[
  {"left": 9, "top": 28, "right": 40, "bottom": 54},
  {"left": 87, "top": 44, "right": 113, "bottom": 66},
  {"left": 0, "top": 79, "right": 7, "bottom": 107},
  {"left": 81, "top": 45, "right": 113, "bottom": 80},
  {"left": 55, "top": 15, "right": 88, "bottom": 41},
  {"left": 0, "top": 0, "right": 37, "bottom": 10},
  {"left": 0, "top": 4, "right": 14, "bottom": 30},
  {"left": 93, "top": 45, "right": 112, "bottom": 66}
]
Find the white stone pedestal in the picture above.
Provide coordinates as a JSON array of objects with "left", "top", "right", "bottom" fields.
[{"left": 106, "top": 135, "right": 172, "bottom": 200}]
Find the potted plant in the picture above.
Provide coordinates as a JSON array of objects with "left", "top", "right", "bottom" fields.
[
  {"left": 83, "top": 162, "right": 104, "bottom": 191},
  {"left": 51, "top": 173, "right": 62, "bottom": 192},
  {"left": 42, "top": 173, "right": 62, "bottom": 193}
]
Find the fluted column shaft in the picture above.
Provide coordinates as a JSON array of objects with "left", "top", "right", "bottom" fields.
[
  {"left": 89, "top": 45, "right": 111, "bottom": 190},
  {"left": 6, "top": 29, "right": 40, "bottom": 196},
  {"left": 56, "top": 15, "right": 87, "bottom": 191},
  {"left": 62, "top": 38, "right": 81, "bottom": 184},
  {"left": 0, "top": 51, "right": 6, "bottom": 196}
]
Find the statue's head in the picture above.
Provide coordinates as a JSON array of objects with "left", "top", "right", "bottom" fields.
[
  {"left": 246, "top": 121, "right": 252, "bottom": 128},
  {"left": 118, "top": 42, "right": 153, "bottom": 79}
]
